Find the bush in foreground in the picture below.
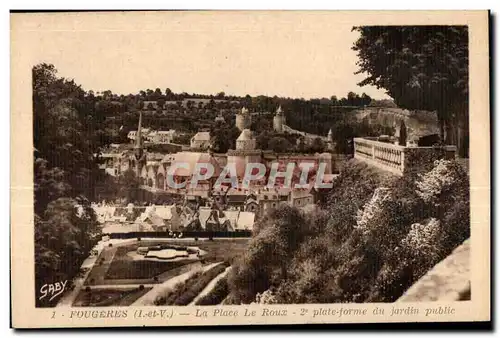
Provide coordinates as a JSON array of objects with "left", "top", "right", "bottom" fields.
[
  {"left": 155, "top": 263, "right": 229, "bottom": 306},
  {"left": 195, "top": 276, "right": 229, "bottom": 306}
]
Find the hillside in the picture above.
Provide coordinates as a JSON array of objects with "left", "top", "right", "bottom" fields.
[
  {"left": 225, "top": 158, "right": 470, "bottom": 304},
  {"left": 353, "top": 107, "right": 440, "bottom": 141}
]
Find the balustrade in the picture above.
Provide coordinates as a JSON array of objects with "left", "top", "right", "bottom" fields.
[
  {"left": 353, "top": 138, "right": 457, "bottom": 176},
  {"left": 353, "top": 138, "right": 405, "bottom": 175}
]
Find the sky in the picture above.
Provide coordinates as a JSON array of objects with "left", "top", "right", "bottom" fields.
[{"left": 16, "top": 11, "right": 390, "bottom": 100}]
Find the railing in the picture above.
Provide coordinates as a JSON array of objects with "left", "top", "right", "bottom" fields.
[
  {"left": 353, "top": 138, "right": 457, "bottom": 176},
  {"left": 353, "top": 138, "right": 405, "bottom": 175}
]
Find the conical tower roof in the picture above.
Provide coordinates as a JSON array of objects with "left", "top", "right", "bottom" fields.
[
  {"left": 237, "top": 129, "right": 253, "bottom": 141},
  {"left": 135, "top": 111, "right": 143, "bottom": 149}
]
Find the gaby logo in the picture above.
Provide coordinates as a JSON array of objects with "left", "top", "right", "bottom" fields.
[
  {"left": 39, "top": 280, "right": 68, "bottom": 302},
  {"left": 165, "top": 161, "right": 333, "bottom": 190}
]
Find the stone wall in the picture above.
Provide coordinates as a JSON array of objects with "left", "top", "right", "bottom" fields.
[{"left": 397, "top": 239, "right": 470, "bottom": 302}]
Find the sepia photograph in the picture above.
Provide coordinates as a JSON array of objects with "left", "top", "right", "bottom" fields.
[{"left": 10, "top": 10, "right": 490, "bottom": 328}]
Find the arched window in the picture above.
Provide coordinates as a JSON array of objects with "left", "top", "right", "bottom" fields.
[{"left": 157, "top": 173, "right": 165, "bottom": 190}]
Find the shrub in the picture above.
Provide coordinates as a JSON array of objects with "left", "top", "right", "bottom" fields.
[
  {"left": 154, "top": 296, "right": 165, "bottom": 305},
  {"left": 195, "top": 277, "right": 229, "bottom": 306},
  {"left": 155, "top": 264, "right": 228, "bottom": 306},
  {"left": 139, "top": 284, "right": 145, "bottom": 291},
  {"left": 254, "top": 289, "right": 279, "bottom": 304},
  {"left": 173, "top": 264, "right": 228, "bottom": 306}
]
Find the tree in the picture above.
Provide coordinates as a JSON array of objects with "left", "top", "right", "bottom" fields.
[
  {"left": 256, "top": 131, "right": 271, "bottom": 150},
  {"left": 268, "top": 137, "right": 292, "bottom": 153},
  {"left": 309, "top": 137, "right": 325, "bottom": 153},
  {"left": 165, "top": 88, "right": 173, "bottom": 100},
  {"left": 156, "top": 98, "right": 166, "bottom": 110},
  {"left": 360, "top": 93, "right": 372, "bottom": 107},
  {"left": 211, "top": 125, "right": 240, "bottom": 153},
  {"left": 352, "top": 26, "right": 469, "bottom": 157},
  {"left": 172, "top": 133, "right": 193, "bottom": 145},
  {"left": 399, "top": 120, "right": 407, "bottom": 146},
  {"left": 35, "top": 197, "right": 101, "bottom": 307},
  {"left": 228, "top": 205, "right": 310, "bottom": 303},
  {"left": 116, "top": 169, "right": 142, "bottom": 203},
  {"left": 33, "top": 63, "right": 107, "bottom": 306}
]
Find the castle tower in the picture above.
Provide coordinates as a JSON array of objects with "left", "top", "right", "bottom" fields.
[
  {"left": 327, "top": 128, "right": 334, "bottom": 151},
  {"left": 236, "top": 129, "right": 256, "bottom": 151},
  {"left": 273, "top": 105, "right": 284, "bottom": 132},
  {"left": 227, "top": 128, "right": 261, "bottom": 182},
  {"left": 134, "top": 111, "right": 147, "bottom": 177},
  {"left": 236, "top": 107, "right": 251, "bottom": 131}
]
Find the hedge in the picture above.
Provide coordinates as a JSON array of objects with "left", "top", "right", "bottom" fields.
[
  {"left": 155, "top": 262, "right": 229, "bottom": 306},
  {"left": 194, "top": 276, "right": 229, "bottom": 306}
]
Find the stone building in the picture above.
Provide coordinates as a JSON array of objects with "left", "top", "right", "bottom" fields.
[
  {"left": 235, "top": 107, "right": 252, "bottom": 131},
  {"left": 190, "top": 131, "right": 211, "bottom": 150},
  {"left": 273, "top": 105, "right": 285, "bottom": 132}
]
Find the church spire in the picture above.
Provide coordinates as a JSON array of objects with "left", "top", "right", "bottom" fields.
[
  {"left": 134, "top": 110, "right": 145, "bottom": 178},
  {"left": 135, "top": 110, "right": 143, "bottom": 150}
]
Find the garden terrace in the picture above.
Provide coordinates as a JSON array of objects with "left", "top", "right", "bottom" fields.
[{"left": 84, "top": 239, "right": 249, "bottom": 286}]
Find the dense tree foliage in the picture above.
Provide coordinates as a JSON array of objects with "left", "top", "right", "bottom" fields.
[
  {"left": 226, "top": 159, "right": 470, "bottom": 304},
  {"left": 33, "top": 64, "right": 103, "bottom": 306},
  {"left": 227, "top": 206, "right": 312, "bottom": 304},
  {"left": 67, "top": 85, "right": 374, "bottom": 144},
  {"left": 352, "top": 26, "right": 469, "bottom": 157},
  {"left": 210, "top": 123, "right": 241, "bottom": 153}
]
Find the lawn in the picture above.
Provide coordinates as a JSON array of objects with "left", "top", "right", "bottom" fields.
[
  {"left": 105, "top": 246, "right": 197, "bottom": 280},
  {"left": 85, "top": 239, "right": 249, "bottom": 285},
  {"left": 169, "top": 239, "right": 250, "bottom": 264},
  {"left": 72, "top": 287, "right": 152, "bottom": 307}
]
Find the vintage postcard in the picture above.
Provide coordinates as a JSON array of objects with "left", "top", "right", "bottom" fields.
[{"left": 10, "top": 10, "right": 490, "bottom": 328}]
